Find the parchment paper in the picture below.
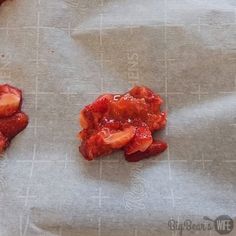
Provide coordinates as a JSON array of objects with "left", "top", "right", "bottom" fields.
[{"left": 0, "top": 0, "right": 236, "bottom": 235}]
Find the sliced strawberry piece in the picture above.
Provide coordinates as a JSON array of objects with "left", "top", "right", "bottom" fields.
[
  {"left": 124, "top": 125, "right": 153, "bottom": 155},
  {"left": 0, "top": 112, "right": 29, "bottom": 140},
  {"left": 79, "top": 107, "right": 102, "bottom": 129},
  {"left": 79, "top": 126, "right": 136, "bottom": 160},
  {"left": 0, "top": 84, "right": 22, "bottom": 118},
  {"left": 125, "top": 140, "right": 168, "bottom": 162},
  {"left": 0, "top": 93, "right": 21, "bottom": 118},
  {"left": 0, "top": 84, "right": 22, "bottom": 98},
  {"left": 0, "top": 85, "right": 22, "bottom": 116},
  {"left": 148, "top": 96, "right": 163, "bottom": 113},
  {"left": 146, "top": 114, "right": 162, "bottom": 131},
  {"left": 110, "top": 94, "right": 148, "bottom": 119},
  {"left": 0, "top": 132, "right": 9, "bottom": 153},
  {"left": 78, "top": 128, "right": 95, "bottom": 141},
  {"left": 100, "top": 119, "right": 122, "bottom": 131},
  {"left": 146, "top": 112, "right": 167, "bottom": 132},
  {"left": 90, "top": 94, "right": 113, "bottom": 113},
  {"left": 79, "top": 95, "right": 113, "bottom": 129},
  {"left": 129, "top": 86, "right": 155, "bottom": 100},
  {"left": 103, "top": 126, "right": 136, "bottom": 149},
  {"left": 79, "top": 107, "right": 95, "bottom": 129},
  {"left": 79, "top": 109, "right": 90, "bottom": 129},
  {"left": 129, "top": 86, "right": 163, "bottom": 114},
  {"left": 79, "top": 132, "right": 112, "bottom": 160}
]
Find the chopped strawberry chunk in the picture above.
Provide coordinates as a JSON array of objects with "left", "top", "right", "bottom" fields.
[
  {"left": 0, "top": 84, "right": 22, "bottom": 118},
  {"left": 129, "top": 86, "right": 155, "bottom": 100},
  {"left": 146, "top": 112, "right": 167, "bottom": 131},
  {"left": 78, "top": 86, "right": 167, "bottom": 162},
  {"left": 0, "top": 112, "right": 28, "bottom": 140},
  {"left": 0, "top": 84, "right": 28, "bottom": 154},
  {"left": 103, "top": 126, "right": 136, "bottom": 149},
  {"left": 79, "top": 95, "right": 114, "bottom": 129},
  {"left": 80, "top": 126, "right": 136, "bottom": 160},
  {"left": 124, "top": 125, "right": 153, "bottom": 155},
  {"left": 125, "top": 140, "right": 168, "bottom": 162},
  {"left": 0, "top": 93, "right": 21, "bottom": 118},
  {"left": 90, "top": 94, "right": 113, "bottom": 113},
  {"left": 79, "top": 132, "right": 112, "bottom": 160},
  {"left": 0, "top": 84, "right": 22, "bottom": 98},
  {"left": 109, "top": 94, "right": 148, "bottom": 120}
]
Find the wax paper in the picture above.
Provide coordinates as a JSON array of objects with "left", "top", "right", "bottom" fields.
[{"left": 0, "top": 0, "right": 236, "bottom": 235}]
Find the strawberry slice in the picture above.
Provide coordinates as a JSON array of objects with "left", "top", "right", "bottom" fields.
[
  {"left": 103, "top": 126, "right": 136, "bottom": 149},
  {"left": 124, "top": 125, "right": 153, "bottom": 155},
  {"left": 0, "top": 93, "right": 21, "bottom": 118},
  {"left": 129, "top": 86, "right": 155, "bottom": 100},
  {"left": 129, "top": 86, "right": 163, "bottom": 114},
  {"left": 79, "top": 110, "right": 89, "bottom": 129},
  {"left": 0, "top": 112, "right": 29, "bottom": 140},
  {"left": 79, "top": 132, "right": 112, "bottom": 160},
  {"left": 79, "top": 95, "right": 113, "bottom": 129},
  {"left": 90, "top": 94, "right": 113, "bottom": 113},
  {"left": 0, "top": 132, "right": 9, "bottom": 153},
  {"left": 146, "top": 112, "right": 167, "bottom": 132},
  {"left": 0, "top": 84, "right": 22, "bottom": 98},
  {"left": 110, "top": 94, "right": 148, "bottom": 119},
  {"left": 0, "top": 84, "right": 22, "bottom": 118},
  {"left": 125, "top": 140, "right": 168, "bottom": 162},
  {"left": 80, "top": 126, "right": 136, "bottom": 160}
]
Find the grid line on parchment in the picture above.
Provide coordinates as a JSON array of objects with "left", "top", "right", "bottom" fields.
[
  {"left": 191, "top": 85, "right": 208, "bottom": 101},
  {"left": 220, "top": 76, "right": 236, "bottom": 94},
  {"left": 18, "top": 1, "right": 41, "bottom": 235},
  {"left": 164, "top": 0, "right": 177, "bottom": 217},
  {"left": 18, "top": 0, "right": 40, "bottom": 203},
  {"left": 98, "top": 1, "right": 104, "bottom": 236},
  {"left": 194, "top": 153, "right": 213, "bottom": 170},
  {"left": 5, "top": 19, "right": 9, "bottom": 42},
  {"left": 164, "top": 0, "right": 173, "bottom": 182},
  {"left": 19, "top": 214, "right": 30, "bottom": 236},
  {"left": 1, "top": 22, "right": 236, "bottom": 31}
]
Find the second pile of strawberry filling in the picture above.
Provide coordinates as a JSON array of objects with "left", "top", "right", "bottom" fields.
[
  {"left": 78, "top": 86, "right": 167, "bottom": 162},
  {"left": 0, "top": 84, "right": 28, "bottom": 152}
]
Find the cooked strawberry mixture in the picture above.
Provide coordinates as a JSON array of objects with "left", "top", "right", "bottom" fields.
[
  {"left": 0, "top": 84, "right": 28, "bottom": 152},
  {"left": 78, "top": 86, "right": 167, "bottom": 162}
]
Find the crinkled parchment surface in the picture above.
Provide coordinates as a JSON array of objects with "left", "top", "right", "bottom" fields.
[{"left": 0, "top": 0, "right": 236, "bottom": 235}]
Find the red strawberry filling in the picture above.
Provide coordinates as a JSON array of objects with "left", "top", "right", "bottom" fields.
[
  {"left": 0, "top": 84, "right": 28, "bottom": 153},
  {"left": 78, "top": 86, "right": 167, "bottom": 162}
]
